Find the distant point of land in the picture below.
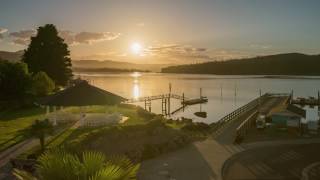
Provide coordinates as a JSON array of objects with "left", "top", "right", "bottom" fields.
[{"left": 161, "top": 53, "right": 320, "bottom": 76}]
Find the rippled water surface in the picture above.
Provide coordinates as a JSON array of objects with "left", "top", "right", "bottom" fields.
[{"left": 77, "top": 73, "right": 320, "bottom": 123}]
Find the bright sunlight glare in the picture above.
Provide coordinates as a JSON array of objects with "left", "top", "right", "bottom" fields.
[{"left": 131, "top": 42, "right": 142, "bottom": 54}]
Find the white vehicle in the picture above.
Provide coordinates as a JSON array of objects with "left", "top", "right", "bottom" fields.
[{"left": 256, "top": 114, "right": 266, "bottom": 129}]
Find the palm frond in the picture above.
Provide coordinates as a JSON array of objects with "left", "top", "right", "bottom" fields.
[
  {"left": 12, "top": 169, "right": 37, "bottom": 180},
  {"left": 37, "top": 148, "right": 83, "bottom": 180},
  {"left": 89, "top": 165, "right": 124, "bottom": 180},
  {"left": 13, "top": 148, "right": 139, "bottom": 180},
  {"left": 106, "top": 156, "right": 140, "bottom": 180},
  {"left": 82, "top": 151, "right": 106, "bottom": 178}
]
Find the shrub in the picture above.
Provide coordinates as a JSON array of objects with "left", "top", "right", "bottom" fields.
[
  {"left": 142, "top": 144, "right": 160, "bottom": 159},
  {"left": 13, "top": 149, "right": 139, "bottom": 180},
  {"left": 182, "top": 122, "right": 211, "bottom": 132},
  {"left": 31, "top": 71, "right": 55, "bottom": 96},
  {"left": 137, "top": 107, "right": 156, "bottom": 119},
  {"left": 181, "top": 117, "right": 193, "bottom": 124},
  {"left": 166, "top": 119, "right": 174, "bottom": 124},
  {"left": 117, "top": 103, "right": 138, "bottom": 109},
  {"left": 0, "top": 61, "right": 32, "bottom": 106}
]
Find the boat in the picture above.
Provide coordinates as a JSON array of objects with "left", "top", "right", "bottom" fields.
[
  {"left": 194, "top": 111, "right": 207, "bottom": 118},
  {"left": 182, "top": 97, "right": 208, "bottom": 105}
]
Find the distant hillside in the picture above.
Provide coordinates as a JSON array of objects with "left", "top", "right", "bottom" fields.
[
  {"left": 0, "top": 50, "right": 24, "bottom": 62},
  {"left": 0, "top": 50, "right": 171, "bottom": 72},
  {"left": 73, "top": 67, "right": 150, "bottom": 73},
  {"left": 72, "top": 60, "right": 170, "bottom": 72},
  {"left": 161, "top": 53, "right": 320, "bottom": 75}
]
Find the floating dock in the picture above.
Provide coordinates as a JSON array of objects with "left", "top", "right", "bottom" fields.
[
  {"left": 291, "top": 97, "right": 320, "bottom": 106},
  {"left": 182, "top": 97, "right": 208, "bottom": 105}
]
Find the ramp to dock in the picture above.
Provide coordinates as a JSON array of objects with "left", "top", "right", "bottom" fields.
[{"left": 138, "top": 93, "right": 292, "bottom": 180}]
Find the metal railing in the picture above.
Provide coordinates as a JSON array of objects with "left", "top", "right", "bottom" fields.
[
  {"left": 126, "top": 93, "right": 186, "bottom": 103},
  {"left": 211, "top": 93, "right": 269, "bottom": 132},
  {"left": 235, "top": 111, "right": 258, "bottom": 139}
]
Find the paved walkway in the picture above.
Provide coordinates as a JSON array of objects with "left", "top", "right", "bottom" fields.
[
  {"left": 138, "top": 96, "right": 296, "bottom": 180},
  {"left": 223, "top": 143, "right": 320, "bottom": 180},
  {"left": 0, "top": 120, "right": 81, "bottom": 168},
  {"left": 138, "top": 109, "right": 255, "bottom": 180},
  {"left": 138, "top": 137, "right": 244, "bottom": 180}
]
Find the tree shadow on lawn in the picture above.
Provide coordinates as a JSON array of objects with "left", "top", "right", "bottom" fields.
[
  {"left": 0, "top": 107, "right": 46, "bottom": 121},
  {"left": 0, "top": 128, "right": 30, "bottom": 152}
]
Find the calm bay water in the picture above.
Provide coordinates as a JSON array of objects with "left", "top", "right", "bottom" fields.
[{"left": 77, "top": 72, "right": 320, "bottom": 124}]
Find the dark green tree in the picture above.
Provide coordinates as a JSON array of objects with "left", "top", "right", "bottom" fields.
[
  {"left": 0, "top": 61, "right": 32, "bottom": 102},
  {"left": 22, "top": 24, "right": 72, "bottom": 86}
]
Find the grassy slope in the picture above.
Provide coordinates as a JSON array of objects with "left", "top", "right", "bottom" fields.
[
  {"left": 0, "top": 104, "right": 145, "bottom": 153},
  {"left": 45, "top": 105, "right": 147, "bottom": 148},
  {"left": 0, "top": 108, "right": 46, "bottom": 152}
]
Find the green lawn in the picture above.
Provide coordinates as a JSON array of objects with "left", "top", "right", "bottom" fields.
[
  {"left": 42, "top": 105, "right": 150, "bottom": 149},
  {"left": 0, "top": 107, "right": 46, "bottom": 152},
  {"left": 66, "top": 105, "right": 148, "bottom": 125},
  {"left": 0, "top": 104, "right": 150, "bottom": 155}
]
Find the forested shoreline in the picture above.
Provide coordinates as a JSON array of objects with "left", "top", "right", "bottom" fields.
[{"left": 161, "top": 53, "right": 320, "bottom": 75}]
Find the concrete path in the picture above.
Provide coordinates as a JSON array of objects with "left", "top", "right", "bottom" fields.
[
  {"left": 138, "top": 110, "right": 254, "bottom": 180},
  {"left": 138, "top": 96, "right": 293, "bottom": 180},
  {"left": 223, "top": 143, "right": 320, "bottom": 180},
  {"left": 138, "top": 137, "right": 244, "bottom": 180},
  {"left": 0, "top": 120, "right": 81, "bottom": 168}
]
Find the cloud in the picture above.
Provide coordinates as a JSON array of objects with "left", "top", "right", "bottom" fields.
[
  {"left": 0, "top": 28, "right": 8, "bottom": 34},
  {"left": 144, "top": 43, "right": 254, "bottom": 62},
  {"left": 72, "top": 51, "right": 126, "bottom": 60},
  {"left": 59, "top": 31, "right": 121, "bottom": 45},
  {"left": 8, "top": 28, "right": 120, "bottom": 46},
  {"left": 9, "top": 30, "right": 36, "bottom": 45},
  {"left": 59, "top": 30, "right": 76, "bottom": 45},
  {"left": 10, "top": 30, "right": 36, "bottom": 39},
  {"left": 206, "top": 49, "right": 253, "bottom": 61},
  {"left": 144, "top": 44, "right": 210, "bottom": 60},
  {"left": 74, "top": 32, "right": 120, "bottom": 44},
  {"left": 0, "top": 27, "right": 8, "bottom": 39}
]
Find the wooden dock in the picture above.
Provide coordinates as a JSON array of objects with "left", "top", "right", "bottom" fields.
[
  {"left": 211, "top": 93, "right": 292, "bottom": 143},
  {"left": 126, "top": 93, "right": 186, "bottom": 103},
  {"left": 126, "top": 93, "right": 207, "bottom": 115},
  {"left": 290, "top": 91, "right": 320, "bottom": 106},
  {"left": 291, "top": 97, "right": 320, "bottom": 106}
]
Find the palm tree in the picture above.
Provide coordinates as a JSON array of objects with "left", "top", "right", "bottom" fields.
[
  {"left": 13, "top": 149, "right": 140, "bottom": 180},
  {"left": 30, "top": 119, "right": 53, "bottom": 152}
]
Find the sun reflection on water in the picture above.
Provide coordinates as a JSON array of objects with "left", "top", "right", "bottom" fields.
[
  {"left": 133, "top": 83, "right": 140, "bottom": 100},
  {"left": 132, "top": 72, "right": 141, "bottom": 100},
  {"left": 130, "top": 72, "right": 141, "bottom": 78}
]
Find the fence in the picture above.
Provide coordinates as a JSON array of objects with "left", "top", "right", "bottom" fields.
[
  {"left": 235, "top": 110, "right": 258, "bottom": 140},
  {"left": 80, "top": 113, "right": 122, "bottom": 127}
]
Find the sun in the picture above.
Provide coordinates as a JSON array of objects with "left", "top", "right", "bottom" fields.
[{"left": 131, "top": 42, "right": 142, "bottom": 54}]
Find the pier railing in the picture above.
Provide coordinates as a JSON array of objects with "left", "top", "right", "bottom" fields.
[
  {"left": 211, "top": 93, "right": 269, "bottom": 132},
  {"left": 234, "top": 93, "right": 293, "bottom": 143},
  {"left": 126, "top": 93, "right": 186, "bottom": 103},
  {"left": 235, "top": 110, "right": 258, "bottom": 141}
]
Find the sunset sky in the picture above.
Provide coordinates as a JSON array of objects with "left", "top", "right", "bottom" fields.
[{"left": 1, "top": 0, "right": 320, "bottom": 64}]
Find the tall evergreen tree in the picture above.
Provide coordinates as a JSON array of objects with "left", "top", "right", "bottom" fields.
[{"left": 22, "top": 24, "right": 72, "bottom": 86}]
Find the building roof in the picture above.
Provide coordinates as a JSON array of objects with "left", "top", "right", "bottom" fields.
[{"left": 40, "top": 80, "right": 127, "bottom": 106}]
